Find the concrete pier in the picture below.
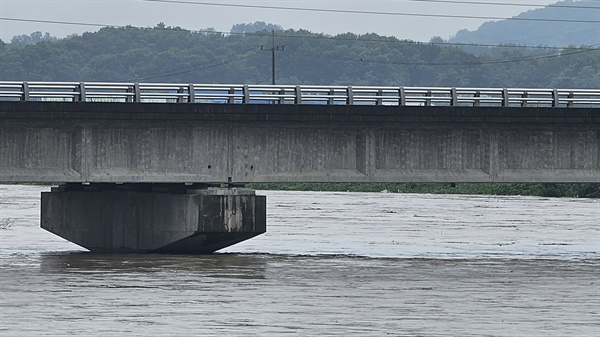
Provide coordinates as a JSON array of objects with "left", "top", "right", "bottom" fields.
[{"left": 41, "top": 184, "right": 266, "bottom": 253}]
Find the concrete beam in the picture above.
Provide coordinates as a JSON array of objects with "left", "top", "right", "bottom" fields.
[{"left": 1, "top": 102, "right": 599, "bottom": 183}]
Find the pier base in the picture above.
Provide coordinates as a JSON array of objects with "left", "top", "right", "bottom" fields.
[{"left": 41, "top": 184, "right": 266, "bottom": 253}]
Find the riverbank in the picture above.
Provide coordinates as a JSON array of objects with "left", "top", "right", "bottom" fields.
[
  {"left": 9, "top": 182, "right": 600, "bottom": 198},
  {"left": 248, "top": 182, "right": 600, "bottom": 198}
]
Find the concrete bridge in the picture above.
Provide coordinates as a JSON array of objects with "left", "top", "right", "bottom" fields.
[{"left": 1, "top": 82, "right": 599, "bottom": 254}]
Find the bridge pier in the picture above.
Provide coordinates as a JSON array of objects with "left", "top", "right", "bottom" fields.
[{"left": 40, "top": 184, "right": 266, "bottom": 253}]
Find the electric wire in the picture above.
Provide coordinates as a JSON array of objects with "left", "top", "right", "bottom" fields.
[
  {"left": 265, "top": 30, "right": 599, "bottom": 51},
  {"left": 140, "top": 0, "right": 600, "bottom": 23},
  {"left": 290, "top": 45, "right": 598, "bottom": 67},
  {"left": 1, "top": 17, "right": 115, "bottom": 29},
  {"left": 131, "top": 48, "right": 598, "bottom": 82},
  {"left": 135, "top": 45, "right": 599, "bottom": 80},
  {"left": 399, "top": 0, "right": 600, "bottom": 10},
  {"left": 134, "top": 48, "right": 259, "bottom": 81}
]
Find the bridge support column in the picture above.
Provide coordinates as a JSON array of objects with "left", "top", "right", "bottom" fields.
[{"left": 41, "top": 184, "right": 266, "bottom": 253}]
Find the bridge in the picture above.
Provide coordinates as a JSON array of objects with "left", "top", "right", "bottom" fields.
[
  {"left": 1, "top": 81, "right": 599, "bottom": 254},
  {"left": 2, "top": 82, "right": 599, "bottom": 184}
]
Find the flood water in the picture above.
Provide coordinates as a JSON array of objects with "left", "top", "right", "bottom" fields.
[{"left": 1, "top": 185, "right": 599, "bottom": 336}]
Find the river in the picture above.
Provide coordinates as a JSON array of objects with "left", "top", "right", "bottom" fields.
[{"left": 1, "top": 185, "right": 598, "bottom": 336}]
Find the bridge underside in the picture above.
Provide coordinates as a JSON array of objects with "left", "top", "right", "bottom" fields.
[{"left": 1, "top": 102, "right": 599, "bottom": 184}]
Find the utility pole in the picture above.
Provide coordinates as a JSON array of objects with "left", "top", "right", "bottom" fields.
[{"left": 261, "top": 30, "right": 284, "bottom": 85}]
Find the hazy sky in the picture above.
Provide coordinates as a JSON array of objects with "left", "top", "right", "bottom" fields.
[{"left": 0, "top": 0, "right": 564, "bottom": 42}]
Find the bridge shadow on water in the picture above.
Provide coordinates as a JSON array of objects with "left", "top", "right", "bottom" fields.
[{"left": 37, "top": 251, "right": 269, "bottom": 279}]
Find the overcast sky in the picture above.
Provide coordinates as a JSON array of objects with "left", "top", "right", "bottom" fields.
[{"left": 0, "top": 0, "right": 564, "bottom": 42}]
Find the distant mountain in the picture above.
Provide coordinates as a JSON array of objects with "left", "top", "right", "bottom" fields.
[{"left": 449, "top": 0, "right": 599, "bottom": 47}]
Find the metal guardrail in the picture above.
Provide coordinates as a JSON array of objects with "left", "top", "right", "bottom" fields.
[{"left": 1, "top": 81, "right": 599, "bottom": 107}]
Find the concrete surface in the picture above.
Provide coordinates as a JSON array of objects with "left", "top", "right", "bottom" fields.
[
  {"left": 40, "top": 184, "right": 266, "bottom": 253},
  {"left": 1, "top": 101, "right": 598, "bottom": 183}
]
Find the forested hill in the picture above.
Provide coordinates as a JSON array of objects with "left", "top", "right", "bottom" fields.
[
  {"left": 450, "top": 0, "right": 600, "bottom": 47},
  {"left": 0, "top": 25, "right": 598, "bottom": 88}
]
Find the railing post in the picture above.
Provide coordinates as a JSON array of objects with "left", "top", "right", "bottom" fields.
[
  {"left": 227, "top": 87, "right": 236, "bottom": 104},
  {"left": 425, "top": 90, "right": 432, "bottom": 106},
  {"left": 78, "top": 82, "right": 86, "bottom": 102},
  {"left": 347, "top": 86, "right": 354, "bottom": 105},
  {"left": 126, "top": 84, "right": 132, "bottom": 102},
  {"left": 189, "top": 84, "right": 196, "bottom": 103},
  {"left": 450, "top": 87, "right": 458, "bottom": 107},
  {"left": 552, "top": 89, "right": 559, "bottom": 107},
  {"left": 176, "top": 86, "right": 185, "bottom": 103},
  {"left": 399, "top": 87, "right": 406, "bottom": 106},
  {"left": 295, "top": 86, "right": 302, "bottom": 104},
  {"left": 328, "top": 89, "right": 335, "bottom": 105},
  {"left": 277, "top": 88, "right": 284, "bottom": 105},
  {"left": 502, "top": 88, "right": 509, "bottom": 107},
  {"left": 22, "top": 82, "right": 29, "bottom": 101},
  {"left": 473, "top": 91, "right": 480, "bottom": 107},
  {"left": 126, "top": 83, "right": 138, "bottom": 102},
  {"left": 134, "top": 83, "right": 141, "bottom": 103},
  {"left": 376, "top": 89, "right": 383, "bottom": 106},
  {"left": 567, "top": 91, "right": 574, "bottom": 108},
  {"left": 521, "top": 91, "right": 528, "bottom": 107},
  {"left": 242, "top": 85, "right": 249, "bottom": 104}
]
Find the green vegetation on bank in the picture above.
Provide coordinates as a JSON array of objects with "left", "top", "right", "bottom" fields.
[
  {"left": 0, "top": 25, "right": 598, "bottom": 88},
  {"left": 248, "top": 183, "right": 600, "bottom": 198}
]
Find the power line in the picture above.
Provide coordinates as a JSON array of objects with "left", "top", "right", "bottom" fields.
[
  {"left": 292, "top": 46, "right": 598, "bottom": 67},
  {"left": 472, "top": 47, "right": 598, "bottom": 65},
  {"left": 1, "top": 17, "right": 115, "bottom": 29},
  {"left": 140, "top": 0, "right": 600, "bottom": 23},
  {"left": 400, "top": 0, "right": 600, "bottom": 9},
  {"left": 135, "top": 57, "right": 230, "bottom": 80},
  {"left": 2, "top": 17, "right": 597, "bottom": 51},
  {"left": 135, "top": 48, "right": 259, "bottom": 81},
  {"left": 135, "top": 46, "right": 599, "bottom": 84},
  {"left": 269, "top": 30, "right": 598, "bottom": 51}
]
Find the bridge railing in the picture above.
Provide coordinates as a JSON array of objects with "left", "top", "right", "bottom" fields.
[{"left": 1, "top": 81, "right": 599, "bottom": 107}]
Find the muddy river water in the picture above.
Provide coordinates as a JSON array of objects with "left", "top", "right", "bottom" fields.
[{"left": 1, "top": 185, "right": 598, "bottom": 336}]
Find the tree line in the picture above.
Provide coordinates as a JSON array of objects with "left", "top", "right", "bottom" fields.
[{"left": 1, "top": 25, "right": 598, "bottom": 88}]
